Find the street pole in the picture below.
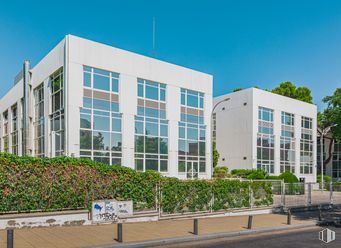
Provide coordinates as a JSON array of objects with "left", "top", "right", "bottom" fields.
[
  {"left": 211, "top": 97, "right": 230, "bottom": 177},
  {"left": 320, "top": 132, "right": 324, "bottom": 191}
]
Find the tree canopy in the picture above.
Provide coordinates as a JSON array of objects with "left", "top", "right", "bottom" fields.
[
  {"left": 271, "top": 82, "right": 313, "bottom": 104},
  {"left": 321, "top": 88, "right": 341, "bottom": 141}
]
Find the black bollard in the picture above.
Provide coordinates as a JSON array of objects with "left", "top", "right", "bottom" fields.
[
  {"left": 319, "top": 209, "right": 322, "bottom": 221},
  {"left": 193, "top": 219, "right": 199, "bottom": 235},
  {"left": 7, "top": 229, "right": 14, "bottom": 248},
  {"left": 247, "top": 215, "right": 253, "bottom": 229},
  {"left": 287, "top": 209, "right": 292, "bottom": 225},
  {"left": 117, "top": 223, "right": 123, "bottom": 242}
]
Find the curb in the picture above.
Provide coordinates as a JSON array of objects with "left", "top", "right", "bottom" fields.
[{"left": 87, "top": 223, "right": 317, "bottom": 248}]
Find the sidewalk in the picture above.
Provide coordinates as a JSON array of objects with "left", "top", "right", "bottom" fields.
[{"left": 0, "top": 213, "right": 316, "bottom": 248}]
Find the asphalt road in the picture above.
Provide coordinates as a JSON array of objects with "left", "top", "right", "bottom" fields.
[{"left": 157, "top": 227, "right": 341, "bottom": 248}]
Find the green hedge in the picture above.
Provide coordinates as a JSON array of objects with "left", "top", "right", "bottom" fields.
[
  {"left": 0, "top": 153, "right": 273, "bottom": 214},
  {"left": 0, "top": 153, "right": 160, "bottom": 212}
]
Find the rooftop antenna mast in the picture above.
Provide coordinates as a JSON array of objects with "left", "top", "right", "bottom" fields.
[{"left": 152, "top": 17, "right": 156, "bottom": 57}]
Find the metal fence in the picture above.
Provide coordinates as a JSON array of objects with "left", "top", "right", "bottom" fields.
[{"left": 271, "top": 182, "right": 341, "bottom": 208}]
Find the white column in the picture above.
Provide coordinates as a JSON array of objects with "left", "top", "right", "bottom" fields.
[
  {"left": 294, "top": 115, "right": 301, "bottom": 179},
  {"left": 273, "top": 109, "right": 281, "bottom": 175},
  {"left": 167, "top": 85, "right": 180, "bottom": 178},
  {"left": 120, "top": 74, "right": 137, "bottom": 169}
]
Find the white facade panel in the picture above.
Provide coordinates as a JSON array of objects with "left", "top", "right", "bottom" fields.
[{"left": 214, "top": 88, "right": 317, "bottom": 182}]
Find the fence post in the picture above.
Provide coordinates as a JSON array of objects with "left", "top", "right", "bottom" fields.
[
  {"left": 307, "top": 183, "right": 312, "bottom": 206},
  {"left": 281, "top": 180, "right": 285, "bottom": 207},
  {"left": 330, "top": 182, "right": 333, "bottom": 205},
  {"left": 193, "top": 219, "right": 199, "bottom": 235},
  {"left": 249, "top": 180, "right": 253, "bottom": 209},
  {"left": 287, "top": 209, "right": 292, "bottom": 225},
  {"left": 247, "top": 215, "right": 253, "bottom": 229},
  {"left": 157, "top": 182, "right": 161, "bottom": 218},
  {"left": 7, "top": 229, "right": 14, "bottom": 248},
  {"left": 117, "top": 223, "right": 123, "bottom": 242}
]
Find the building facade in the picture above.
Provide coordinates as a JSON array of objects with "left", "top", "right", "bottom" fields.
[
  {"left": 317, "top": 134, "right": 341, "bottom": 181},
  {"left": 213, "top": 88, "right": 317, "bottom": 182},
  {"left": 0, "top": 35, "right": 213, "bottom": 179}
]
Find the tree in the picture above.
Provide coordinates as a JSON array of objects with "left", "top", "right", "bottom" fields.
[
  {"left": 212, "top": 142, "right": 219, "bottom": 168},
  {"left": 322, "top": 88, "right": 341, "bottom": 141},
  {"left": 271, "top": 82, "right": 313, "bottom": 104}
]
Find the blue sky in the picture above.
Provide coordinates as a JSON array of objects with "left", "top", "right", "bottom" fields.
[{"left": 0, "top": 0, "right": 340, "bottom": 111}]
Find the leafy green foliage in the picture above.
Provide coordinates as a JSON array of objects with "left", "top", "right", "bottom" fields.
[
  {"left": 322, "top": 88, "right": 341, "bottom": 141},
  {"left": 0, "top": 153, "right": 160, "bottom": 212},
  {"left": 317, "top": 175, "right": 332, "bottom": 184},
  {"left": 212, "top": 142, "right": 219, "bottom": 168},
  {"left": 271, "top": 82, "right": 313, "bottom": 104},
  {"left": 213, "top": 166, "right": 229, "bottom": 178},
  {"left": 246, "top": 170, "right": 268, "bottom": 180},
  {"left": 0, "top": 153, "right": 273, "bottom": 214},
  {"left": 278, "top": 171, "right": 299, "bottom": 183},
  {"left": 230, "top": 169, "right": 254, "bottom": 177}
]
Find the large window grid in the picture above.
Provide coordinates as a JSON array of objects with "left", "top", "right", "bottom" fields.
[
  {"left": 34, "top": 84, "right": 45, "bottom": 157},
  {"left": 332, "top": 143, "right": 341, "bottom": 179},
  {"left": 50, "top": 68, "right": 64, "bottom": 156},
  {"left": 135, "top": 79, "right": 168, "bottom": 172},
  {"left": 280, "top": 112, "right": 295, "bottom": 173},
  {"left": 257, "top": 107, "right": 275, "bottom": 173},
  {"left": 178, "top": 88, "right": 206, "bottom": 179},
  {"left": 80, "top": 66, "right": 122, "bottom": 165},
  {"left": 300, "top": 117, "right": 313, "bottom": 174},
  {"left": 11, "top": 105, "right": 18, "bottom": 155},
  {"left": 3, "top": 111, "right": 8, "bottom": 152}
]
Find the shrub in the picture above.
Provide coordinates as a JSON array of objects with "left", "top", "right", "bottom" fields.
[
  {"left": 247, "top": 170, "right": 268, "bottom": 180},
  {"left": 213, "top": 166, "right": 229, "bottom": 178},
  {"left": 266, "top": 175, "right": 280, "bottom": 180},
  {"left": 0, "top": 153, "right": 273, "bottom": 214},
  {"left": 317, "top": 175, "right": 332, "bottom": 184},
  {"left": 230, "top": 169, "right": 253, "bottom": 177},
  {"left": 278, "top": 171, "right": 299, "bottom": 183}
]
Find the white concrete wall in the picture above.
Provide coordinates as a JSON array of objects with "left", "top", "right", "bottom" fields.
[
  {"left": 66, "top": 35, "right": 213, "bottom": 178},
  {"left": 0, "top": 34, "right": 213, "bottom": 179},
  {"left": 214, "top": 88, "right": 317, "bottom": 182},
  {"left": 214, "top": 89, "right": 253, "bottom": 171}
]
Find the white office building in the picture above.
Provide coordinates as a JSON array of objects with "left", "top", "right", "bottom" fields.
[
  {"left": 213, "top": 88, "right": 317, "bottom": 182},
  {"left": 0, "top": 35, "right": 213, "bottom": 179}
]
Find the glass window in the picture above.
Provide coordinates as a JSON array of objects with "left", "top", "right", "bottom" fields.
[
  {"left": 93, "top": 74, "right": 110, "bottom": 91},
  {"left": 138, "top": 83, "right": 144, "bottom": 97},
  {"left": 187, "top": 128, "right": 198, "bottom": 140},
  {"left": 178, "top": 161, "right": 186, "bottom": 172},
  {"left": 80, "top": 114, "right": 91, "bottom": 129},
  {"left": 93, "top": 99, "right": 110, "bottom": 111},
  {"left": 135, "top": 159, "right": 144, "bottom": 171},
  {"left": 160, "top": 88, "right": 166, "bottom": 101},
  {"left": 111, "top": 102, "right": 119, "bottom": 112},
  {"left": 93, "top": 115, "right": 110, "bottom": 131},
  {"left": 160, "top": 160, "right": 168, "bottom": 172},
  {"left": 135, "top": 135, "right": 144, "bottom": 153},
  {"left": 111, "top": 133, "right": 122, "bottom": 151},
  {"left": 145, "top": 122, "right": 158, "bottom": 136},
  {"left": 80, "top": 130, "right": 92, "bottom": 149},
  {"left": 160, "top": 125, "right": 168, "bottom": 137},
  {"left": 146, "top": 159, "right": 158, "bottom": 171},
  {"left": 112, "top": 118, "right": 121, "bottom": 132},
  {"left": 135, "top": 121, "right": 144, "bottom": 134},
  {"left": 93, "top": 131, "right": 110, "bottom": 150},
  {"left": 146, "top": 85, "right": 158, "bottom": 100},
  {"left": 145, "top": 137, "right": 158, "bottom": 153},
  {"left": 112, "top": 78, "right": 119, "bottom": 92},
  {"left": 160, "top": 138, "right": 168, "bottom": 154},
  {"left": 187, "top": 94, "right": 198, "bottom": 108},
  {"left": 179, "top": 127, "right": 185, "bottom": 139},
  {"left": 83, "top": 97, "right": 92, "bottom": 108},
  {"left": 84, "top": 72, "right": 91, "bottom": 87}
]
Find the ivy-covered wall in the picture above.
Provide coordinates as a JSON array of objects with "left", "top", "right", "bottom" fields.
[{"left": 0, "top": 153, "right": 273, "bottom": 214}]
